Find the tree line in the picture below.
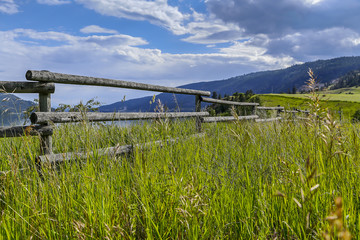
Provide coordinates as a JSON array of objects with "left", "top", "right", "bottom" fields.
[{"left": 206, "top": 90, "right": 260, "bottom": 116}]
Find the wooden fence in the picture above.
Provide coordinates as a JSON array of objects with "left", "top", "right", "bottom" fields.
[{"left": 0, "top": 70, "right": 287, "bottom": 165}]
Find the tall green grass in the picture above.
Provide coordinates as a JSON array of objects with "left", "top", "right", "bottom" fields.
[{"left": 0, "top": 115, "right": 359, "bottom": 239}]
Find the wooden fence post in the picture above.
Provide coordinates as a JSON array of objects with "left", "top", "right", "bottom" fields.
[
  {"left": 277, "top": 105, "right": 281, "bottom": 117},
  {"left": 39, "top": 93, "right": 52, "bottom": 155},
  {"left": 292, "top": 107, "right": 296, "bottom": 119},
  {"left": 339, "top": 108, "right": 342, "bottom": 122},
  {"left": 253, "top": 105, "right": 257, "bottom": 116},
  {"left": 195, "top": 95, "right": 202, "bottom": 132}
]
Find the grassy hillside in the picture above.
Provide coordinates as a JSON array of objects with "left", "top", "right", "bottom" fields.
[
  {"left": 272, "top": 86, "right": 360, "bottom": 102},
  {"left": 0, "top": 115, "right": 359, "bottom": 238},
  {"left": 100, "top": 56, "right": 360, "bottom": 112},
  {"left": 259, "top": 93, "right": 360, "bottom": 120}
]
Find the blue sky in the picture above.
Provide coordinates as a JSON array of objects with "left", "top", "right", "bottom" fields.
[{"left": 1, "top": 0, "right": 360, "bottom": 105}]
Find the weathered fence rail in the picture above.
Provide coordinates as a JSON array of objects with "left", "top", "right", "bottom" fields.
[
  {"left": 0, "top": 69, "right": 289, "bottom": 168},
  {"left": 38, "top": 133, "right": 205, "bottom": 164},
  {"left": 257, "top": 106, "right": 284, "bottom": 110},
  {"left": 24, "top": 70, "right": 213, "bottom": 157},
  {"left": 199, "top": 97, "right": 284, "bottom": 123},
  {"left": 256, "top": 117, "right": 282, "bottom": 122},
  {"left": 30, "top": 112, "right": 209, "bottom": 124},
  {"left": 201, "top": 97, "right": 259, "bottom": 106},
  {"left": 0, "top": 81, "right": 55, "bottom": 93},
  {"left": 0, "top": 81, "right": 54, "bottom": 155},
  {"left": 202, "top": 115, "right": 259, "bottom": 123},
  {"left": 26, "top": 70, "right": 211, "bottom": 96},
  {"left": 0, "top": 125, "right": 53, "bottom": 138}
]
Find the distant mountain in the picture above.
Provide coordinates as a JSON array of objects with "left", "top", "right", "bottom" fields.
[
  {"left": 100, "top": 56, "right": 360, "bottom": 112},
  {"left": 0, "top": 93, "right": 35, "bottom": 126}
]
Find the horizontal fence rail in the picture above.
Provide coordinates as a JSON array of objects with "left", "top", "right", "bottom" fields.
[
  {"left": 257, "top": 106, "right": 284, "bottom": 110},
  {"left": 296, "top": 109, "right": 310, "bottom": 114},
  {"left": 0, "top": 125, "right": 53, "bottom": 138},
  {"left": 0, "top": 81, "right": 55, "bottom": 93},
  {"left": 285, "top": 110, "right": 302, "bottom": 113},
  {"left": 202, "top": 115, "right": 259, "bottom": 123},
  {"left": 26, "top": 70, "right": 211, "bottom": 96},
  {"left": 255, "top": 117, "right": 282, "bottom": 122},
  {"left": 0, "top": 69, "right": 290, "bottom": 177},
  {"left": 31, "top": 112, "right": 210, "bottom": 124},
  {"left": 38, "top": 133, "right": 205, "bottom": 164},
  {"left": 39, "top": 144, "right": 133, "bottom": 164},
  {"left": 201, "top": 97, "right": 260, "bottom": 106}
]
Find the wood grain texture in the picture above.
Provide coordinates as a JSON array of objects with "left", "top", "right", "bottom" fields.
[
  {"left": 0, "top": 125, "right": 53, "bottom": 138},
  {"left": 255, "top": 117, "right": 282, "bottom": 122},
  {"left": 31, "top": 111, "right": 210, "bottom": 124},
  {"left": 38, "top": 133, "right": 205, "bottom": 163},
  {"left": 0, "top": 81, "right": 55, "bottom": 93},
  {"left": 256, "top": 106, "right": 284, "bottom": 110},
  {"left": 26, "top": 70, "right": 211, "bottom": 96},
  {"left": 202, "top": 115, "right": 259, "bottom": 123}
]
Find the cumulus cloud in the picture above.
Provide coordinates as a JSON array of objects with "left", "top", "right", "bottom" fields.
[
  {"left": 198, "top": 0, "right": 360, "bottom": 66},
  {"left": 0, "top": 0, "right": 18, "bottom": 14},
  {"left": 2, "top": 1, "right": 359, "bottom": 104},
  {"left": 10, "top": 28, "right": 148, "bottom": 48},
  {"left": 266, "top": 28, "right": 360, "bottom": 60},
  {"left": 80, "top": 25, "right": 118, "bottom": 34},
  {"left": 29, "top": 0, "right": 360, "bottom": 54},
  {"left": 37, "top": 0, "right": 71, "bottom": 5},
  {"left": 73, "top": 0, "right": 245, "bottom": 44},
  {"left": 181, "top": 14, "right": 245, "bottom": 44},
  {"left": 206, "top": 0, "right": 311, "bottom": 36},
  {"left": 205, "top": 0, "right": 360, "bottom": 36},
  {"left": 75, "top": 0, "right": 189, "bottom": 35},
  {"left": 0, "top": 28, "right": 296, "bottom": 105}
]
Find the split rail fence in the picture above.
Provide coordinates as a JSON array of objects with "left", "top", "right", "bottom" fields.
[{"left": 0, "top": 70, "right": 288, "bottom": 165}]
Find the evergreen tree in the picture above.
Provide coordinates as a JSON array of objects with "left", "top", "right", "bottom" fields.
[{"left": 211, "top": 91, "right": 218, "bottom": 99}]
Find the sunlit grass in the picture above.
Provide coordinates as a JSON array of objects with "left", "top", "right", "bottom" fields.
[
  {"left": 0, "top": 115, "right": 358, "bottom": 239},
  {"left": 259, "top": 93, "right": 360, "bottom": 120}
]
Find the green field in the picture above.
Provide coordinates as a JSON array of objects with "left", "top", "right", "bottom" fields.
[
  {"left": 0, "top": 109, "right": 359, "bottom": 239},
  {"left": 271, "top": 86, "right": 360, "bottom": 103},
  {"left": 259, "top": 90, "right": 360, "bottom": 120}
]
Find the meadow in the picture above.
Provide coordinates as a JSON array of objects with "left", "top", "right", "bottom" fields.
[
  {"left": 0, "top": 105, "right": 358, "bottom": 239},
  {"left": 284, "top": 87, "right": 360, "bottom": 102},
  {"left": 259, "top": 93, "right": 360, "bottom": 120}
]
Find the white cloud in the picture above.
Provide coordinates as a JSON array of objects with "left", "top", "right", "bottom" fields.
[
  {"left": 304, "top": 0, "right": 324, "bottom": 5},
  {"left": 0, "top": 0, "right": 18, "bottom": 14},
  {"left": 205, "top": 0, "right": 360, "bottom": 38},
  {"left": 266, "top": 28, "right": 360, "bottom": 60},
  {"left": 218, "top": 39, "right": 297, "bottom": 68},
  {"left": 0, "top": 28, "right": 296, "bottom": 105},
  {"left": 182, "top": 18, "right": 244, "bottom": 44},
  {"left": 75, "top": 0, "right": 189, "bottom": 35},
  {"left": 37, "top": 0, "right": 71, "bottom": 5},
  {"left": 80, "top": 25, "right": 118, "bottom": 34},
  {"left": 9, "top": 28, "right": 147, "bottom": 47},
  {"left": 74, "top": 0, "right": 246, "bottom": 44}
]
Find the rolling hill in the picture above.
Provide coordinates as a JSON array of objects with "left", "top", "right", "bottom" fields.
[{"left": 100, "top": 56, "right": 360, "bottom": 112}]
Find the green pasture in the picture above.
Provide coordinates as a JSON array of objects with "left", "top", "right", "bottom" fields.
[
  {"left": 269, "top": 86, "right": 360, "bottom": 102},
  {"left": 0, "top": 112, "right": 358, "bottom": 239},
  {"left": 259, "top": 93, "right": 360, "bottom": 120}
]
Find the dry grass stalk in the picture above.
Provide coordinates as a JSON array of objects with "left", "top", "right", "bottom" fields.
[{"left": 323, "top": 197, "right": 351, "bottom": 240}]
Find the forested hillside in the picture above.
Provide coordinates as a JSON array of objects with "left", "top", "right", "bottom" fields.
[
  {"left": 100, "top": 56, "right": 360, "bottom": 112},
  {"left": 330, "top": 70, "right": 360, "bottom": 89}
]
